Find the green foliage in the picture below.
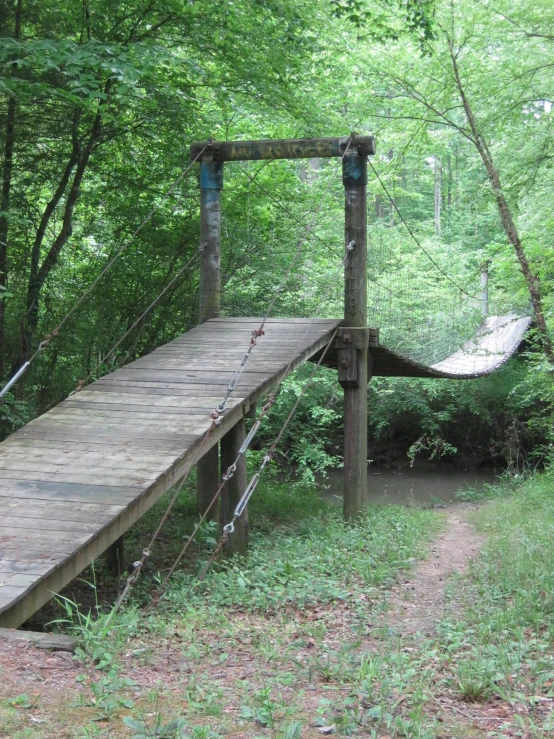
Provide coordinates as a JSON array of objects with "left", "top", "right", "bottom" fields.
[
  {"left": 3, "top": 694, "right": 33, "bottom": 710},
  {"left": 82, "top": 673, "right": 136, "bottom": 721},
  {"left": 438, "top": 471, "right": 554, "bottom": 707},
  {"left": 163, "top": 502, "right": 437, "bottom": 613},
  {"left": 330, "top": 0, "right": 436, "bottom": 47},
  {"left": 0, "top": 391, "right": 34, "bottom": 437},
  {"left": 123, "top": 713, "right": 188, "bottom": 739},
  {"left": 0, "top": 0, "right": 551, "bottom": 477},
  {"left": 50, "top": 585, "right": 140, "bottom": 670}
]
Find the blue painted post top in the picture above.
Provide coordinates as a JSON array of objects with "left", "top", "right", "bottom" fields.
[
  {"left": 200, "top": 160, "right": 224, "bottom": 190},
  {"left": 342, "top": 154, "right": 368, "bottom": 187}
]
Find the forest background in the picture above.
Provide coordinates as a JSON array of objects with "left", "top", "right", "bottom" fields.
[{"left": 0, "top": 0, "right": 553, "bottom": 480}]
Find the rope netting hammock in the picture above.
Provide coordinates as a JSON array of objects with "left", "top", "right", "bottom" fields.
[{"left": 220, "top": 155, "right": 531, "bottom": 379}]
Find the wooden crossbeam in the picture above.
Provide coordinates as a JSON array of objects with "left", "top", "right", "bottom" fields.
[{"left": 190, "top": 135, "right": 376, "bottom": 162}]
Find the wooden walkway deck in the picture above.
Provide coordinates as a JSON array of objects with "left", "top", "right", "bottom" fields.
[{"left": 0, "top": 317, "right": 341, "bottom": 627}]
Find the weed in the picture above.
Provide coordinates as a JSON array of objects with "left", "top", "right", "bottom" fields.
[
  {"left": 123, "top": 713, "right": 188, "bottom": 738},
  {"left": 453, "top": 658, "right": 496, "bottom": 702},
  {"left": 163, "top": 504, "right": 437, "bottom": 614},
  {"left": 4, "top": 694, "right": 34, "bottom": 709},
  {"left": 50, "top": 584, "right": 139, "bottom": 670},
  {"left": 80, "top": 672, "right": 136, "bottom": 721},
  {"left": 183, "top": 675, "right": 223, "bottom": 717}
]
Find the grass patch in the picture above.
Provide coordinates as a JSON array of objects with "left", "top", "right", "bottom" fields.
[
  {"left": 4, "top": 481, "right": 441, "bottom": 738},
  {"left": 158, "top": 486, "right": 439, "bottom": 615},
  {"left": 435, "top": 471, "right": 554, "bottom": 732}
]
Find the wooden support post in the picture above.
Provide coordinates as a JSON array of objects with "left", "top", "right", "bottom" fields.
[
  {"left": 198, "top": 158, "right": 223, "bottom": 323},
  {"left": 105, "top": 536, "right": 124, "bottom": 577},
  {"left": 220, "top": 415, "right": 248, "bottom": 554},
  {"left": 197, "top": 158, "right": 224, "bottom": 518},
  {"left": 341, "top": 151, "right": 368, "bottom": 522}
]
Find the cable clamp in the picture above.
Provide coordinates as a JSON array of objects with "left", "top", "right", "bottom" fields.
[
  {"left": 347, "top": 240, "right": 355, "bottom": 252},
  {"left": 222, "top": 463, "right": 237, "bottom": 482},
  {"left": 262, "top": 393, "right": 276, "bottom": 414},
  {"left": 210, "top": 410, "right": 223, "bottom": 425},
  {"left": 223, "top": 522, "right": 235, "bottom": 535}
]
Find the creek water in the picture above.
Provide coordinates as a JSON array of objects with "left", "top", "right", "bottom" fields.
[{"left": 319, "top": 465, "right": 498, "bottom": 506}]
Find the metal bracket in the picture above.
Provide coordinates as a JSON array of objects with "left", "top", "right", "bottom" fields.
[
  {"left": 337, "top": 328, "right": 378, "bottom": 389},
  {"left": 338, "top": 346, "right": 358, "bottom": 388},
  {"left": 337, "top": 327, "right": 371, "bottom": 349}
]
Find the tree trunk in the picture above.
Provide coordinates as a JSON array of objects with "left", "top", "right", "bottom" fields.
[
  {"left": 22, "top": 106, "right": 102, "bottom": 359},
  {"left": 446, "top": 154, "right": 452, "bottom": 209},
  {"left": 434, "top": 156, "right": 441, "bottom": 236},
  {"left": 449, "top": 42, "right": 554, "bottom": 363},
  {"left": 0, "top": 0, "right": 22, "bottom": 377}
]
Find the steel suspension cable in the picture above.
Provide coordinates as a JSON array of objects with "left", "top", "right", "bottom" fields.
[
  {"left": 367, "top": 159, "right": 479, "bottom": 301},
  {"left": 157, "top": 239, "right": 359, "bottom": 596},
  {"left": 115, "top": 219, "right": 357, "bottom": 612},
  {"left": 197, "top": 325, "right": 339, "bottom": 582},
  {"left": 72, "top": 251, "right": 198, "bottom": 393},
  {"left": 0, "top": 147, "right": 206, "bottom": 399},
  {"left": 210, "top": 136, "right": 354, "bottom": 422}
]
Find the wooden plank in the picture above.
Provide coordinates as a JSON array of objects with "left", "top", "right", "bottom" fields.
[
  {"left": 0, "top": 585, "right": 27, "bottom": 606},
  {"left": 25, "top": 415, "right": 214, "bottom": 434},
  {"left": 8, "top": 430, "right": 193, "bottom": 450},
  {"left": 88, "top": 382, "right": 256, "bottom": 397},
  {"left": 12, "top": 424, "right": 198, "bottom": 442},
  {"left": 109, "top": 368, "right": 275, "bottom": 381},
  {"left": 59, "top": 400, "right": 243, "bottom": 414},
  {"left": 1, "top": 517, "right": 109, "bottom": 533},
  {"left": 0, "top": 546, "right": 72, "bottom": 559},
  {"left": 0, "top": 498, "right": 124, "bottom": 522},
  {"left": 0, "top": 480, "right": 142, "bottom": 502},
  {"left": 24, "top": 416, "right": 211, "bottom": 432},
  {"left": 0, "top": 627, "right": 77, "bottom": 652},
  {"left": 0, "top": 318, "right": 342, "bottom": 627},
  {"left": 129, "top": 361, "right": 288, "bottom": 372},
  {"left": 0, "top": 448, "right": 176, "bottom": 467},
  {"left": 0, "top": 469, "right": 157, "bottom": 486},
  {"left": 0, "top": 527, "right": 92, "bottom": 543},
  {"left": 0, "top": 573, "right": 42, "bottom": 588},
  {"left": 60, "top": 393, "right": 244, "bottom": 409},
  {"left": 0, "top": 560, "right": 57, "bottom": 576},
  {"left": 0, "top": 438, "right": 183, "bottom": 454},
  {"left": 0, "top": 454, "right": 165, "bottom": 477},
  {"left": 0, "top": 454, "right": 175, "bottom": 473}
]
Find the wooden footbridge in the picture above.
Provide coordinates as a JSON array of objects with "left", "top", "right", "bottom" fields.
[{"left": 0, "top": 136, "right": 531, "bottom": 628}]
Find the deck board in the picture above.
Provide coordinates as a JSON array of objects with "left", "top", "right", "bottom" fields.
[{"left": 0, "top": 317, "right": 341, "bottom": 627}]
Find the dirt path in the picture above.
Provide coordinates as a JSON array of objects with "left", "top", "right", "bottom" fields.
[
  {"left": 0, "top": 504, "right": 496, "bottom": 738},
  {"left": 383, "top": 505, "right": 483, "bottom": 637}
]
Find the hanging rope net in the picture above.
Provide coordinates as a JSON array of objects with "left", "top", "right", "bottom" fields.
[{"left": 223, "top": 154, "right": 531, "bottom": 379}]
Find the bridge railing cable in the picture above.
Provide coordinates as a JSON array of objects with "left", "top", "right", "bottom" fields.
[
  {"left": 153, "top": 242, "right": 359, "bottom": 600},
  {"left": 70, "top": 251, "right": 199, "bottom": 393},
  {"left": 113, "top": 214, "right": 357, "bottom": 614},
  {"left": 0, "top": 146, "right": 207, "bottom": 400},
  {"left": 209, "top": 135, "right": 354, "bottom": 425},
  {"left": 367, "top": 159, "right": 480, "bottom": 302}
]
